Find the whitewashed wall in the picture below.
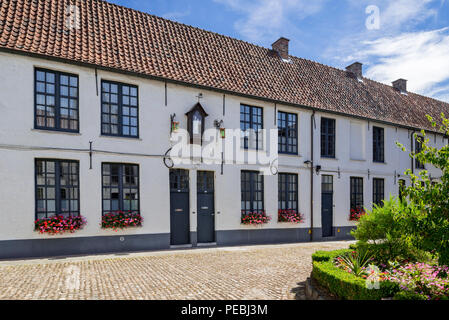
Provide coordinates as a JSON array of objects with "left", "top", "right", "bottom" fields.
[{"left": 0, "top": 51, "right": 445, "bottom": 242}]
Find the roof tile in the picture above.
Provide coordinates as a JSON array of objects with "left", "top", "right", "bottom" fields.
[{"left": 1, "top": 0, "right": 448, "bottom": 131}]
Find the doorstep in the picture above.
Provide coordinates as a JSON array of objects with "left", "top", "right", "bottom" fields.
[
  {"left": 197, "top": 242, "right": 217, "bottom": 247},
  {"left": 169, "top": 244, "right": 193, "bottom": 249}
]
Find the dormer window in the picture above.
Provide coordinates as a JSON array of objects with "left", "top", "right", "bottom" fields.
[{"left": 186, "top": 103, "right": 208, "bottom": 145}]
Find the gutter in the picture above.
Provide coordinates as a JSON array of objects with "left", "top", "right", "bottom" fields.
[{"left": 0, "top": 47, "right": 443, "bottom": 136}]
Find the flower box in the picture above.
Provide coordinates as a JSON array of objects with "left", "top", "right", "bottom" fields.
[
  {"left": 349, "top": 207, "right": 366, "bottom": 221},
  {"left": 35, "top": 215, "right": 86, "bottom": 235},
  {"left": 241, "top": 211, "right": 271, "bottom": 225},
  {"left": 278, "top": 209, "right": 305, "bottom": 223},
  {"left": 102, "top": 211, "right": 143, "bottom": 231}
]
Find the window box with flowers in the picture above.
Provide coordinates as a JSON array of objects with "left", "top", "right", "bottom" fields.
[
  {"left": 278, "top": 209, "right": 305, "bottom": 224},
  {"left": 349, "top": 207, "right": 366, "bottom": 221},
  {"left": 34, "top": 215, "right": 87, "bottom": 235},
  {"left": 101, "top": 211, "right": 143, "bottom": 231},
  {"left": 241, "top": 211, "right": 272, "bottom": 225}
]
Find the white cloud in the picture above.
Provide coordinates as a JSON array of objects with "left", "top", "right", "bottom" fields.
[
  {"left": 325, "top": 0, "right": 449, "bottom": 102},
  {"left": 215, "top": 0, "right": 326, "bottom": 43},
  {"left": 380, "top": 0, "right": 437, "bottom": 30},
  {"left": 362, "top": 28, "right": 449, "bottom": 97}
]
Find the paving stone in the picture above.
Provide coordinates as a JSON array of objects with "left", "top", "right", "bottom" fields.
[{"left": 0, "top": 241, "right": 351, "bottom": 300}]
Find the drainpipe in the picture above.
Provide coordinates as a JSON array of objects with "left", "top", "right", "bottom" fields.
[
  {"left": 410, "top": 130, "right": 416, "bottom": 174},
  {"left": 310, "top": 111, "right": 316, "bottom": 242}
]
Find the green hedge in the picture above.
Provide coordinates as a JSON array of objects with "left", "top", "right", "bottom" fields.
[
  {"left": 311, "top": 250, "right": 399, "bottom": 300},
  {"left": 312, "top": 249, "right": 353, "bottom": 262}
]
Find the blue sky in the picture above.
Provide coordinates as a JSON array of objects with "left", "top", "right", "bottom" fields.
[{"left": 109, "top": 0, "right": 449, "bottom": 102}]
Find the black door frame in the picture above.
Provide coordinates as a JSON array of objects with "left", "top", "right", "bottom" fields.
[
  {"left": 197, "top": 171, "right": 216, "bottom": 243},
  {"left": 321, "top": 175, "right": 334, "bottom": 237},
  {"left": 169, "top": 169, "right": 191, "bottom": 246}
]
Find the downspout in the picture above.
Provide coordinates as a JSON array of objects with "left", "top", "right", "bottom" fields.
[
  {"left": 410, "top": 130, "right": 416, "bottom": 174},
  {"left": 310, "top": 111, "right": 316, "bottom": 242}
]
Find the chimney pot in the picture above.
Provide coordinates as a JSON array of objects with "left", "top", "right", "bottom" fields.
[
  {"left": 346, "top": 62, "right": 363, "bottom": 80},
  {"left": 272, "top": 37, "right": 290, "bottom": 60},
  {"left": 392, "top": 79, "right": 407, "bottom": 93}
]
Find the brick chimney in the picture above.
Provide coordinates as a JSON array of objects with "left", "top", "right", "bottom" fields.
[
  {"left": 272, "top": 37, "right": 290, "bottom": 60},
  {"left": 392, "top": 79, "right": 407, "bottom": 93},
  {"left": 346, "top": 62, "right": 363, "bottom": 80}
]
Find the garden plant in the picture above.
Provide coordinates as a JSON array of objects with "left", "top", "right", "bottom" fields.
[{"left": 313, "top": 114, "right": 449, "bottom": 300}]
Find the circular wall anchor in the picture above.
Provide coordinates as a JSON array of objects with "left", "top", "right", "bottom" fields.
[
  {"left": 120, "top": 237, "right": 125, "bottom": 242},
  {"left": 163, "top": 148, "right": 174, "bottom": 168},
  {"left": 270, "top": 158, "right": 279, "bottom": 175}
]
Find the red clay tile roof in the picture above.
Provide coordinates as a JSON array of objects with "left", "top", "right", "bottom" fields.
[{"left": 1, "top": 0, "right": 448, "bottom": 131}]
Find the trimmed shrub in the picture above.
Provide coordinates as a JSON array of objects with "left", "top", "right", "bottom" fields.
[
  {"left": 393, "top": 291, "right": 429, "bottom": 300},
  {"left": 312, "top": 249, "right": 352, "bottom": 262},
  {"left": 312, "top": 250, "right": 399, "bottom": 300}
]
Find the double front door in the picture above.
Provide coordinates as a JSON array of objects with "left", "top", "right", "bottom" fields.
[{"left": 169, "top": 170, "right": 215, "bottom": 245}]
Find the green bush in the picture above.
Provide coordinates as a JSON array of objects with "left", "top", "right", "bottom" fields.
[
  {"left": 351, "top": 197, "right": 431, "bottom": 265},
  {"left": 311, "top": 249, "right": 399, "bottom": 300}
]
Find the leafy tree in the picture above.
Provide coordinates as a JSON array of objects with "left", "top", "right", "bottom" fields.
[{"left": 396, "top": 113, "right": 449, "bottom": 265}]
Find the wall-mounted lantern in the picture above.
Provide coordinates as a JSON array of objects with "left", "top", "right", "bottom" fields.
[
  {"left": 170, "top": 114, "right": 179, "bottom": 134},
  {"left": 214, "top": 119, "right": 225, "bottom": 139}
]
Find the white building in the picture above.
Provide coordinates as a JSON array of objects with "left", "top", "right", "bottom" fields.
[{"left": 0, "top": 0, "right": 447, "bottom": 259}]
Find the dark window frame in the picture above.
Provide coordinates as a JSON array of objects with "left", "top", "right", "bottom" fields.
[
  {"left": 101, "top": 163, "right": 140, "bottom": 215},
  {"left": 197, "top": 171, "right": 214, "bottom": 194},
  {"left": 278, "top": 173, "right": 298, "bottom": 211},
  {"left": 321, "top": 117, "right": 336, "bottom": 158},
  {"left": 101, "top": 80, "right": 139, "bottom": 138},
  {"left": 35, "top": 159, "right": 80, "bottom": 219},
  {"left": 240, "top": 104, "right": 264, "bottom": 150},
  {"left": 373, "top": 126, "right": 385, "bottom": 163},
  {"left": 373, "top": 178, "right": 385, "bottom": 207},
  {"left": 350, "top": 177, "right": 364, "bottom": 209},
  {"left": 241, "top": 170, "right": 265, "bottom": 214},
  {"left": 169, "top": 169, "right": 190, "bottom": 193},
  {"left": 415, "top": 136, "right": 425, "bottom": 169},
  {"left": 278, "top": 111, "right": 298, "bottom": 155},
  {"left": 34, "top": 68, "right": 80, "bottom": 133}
]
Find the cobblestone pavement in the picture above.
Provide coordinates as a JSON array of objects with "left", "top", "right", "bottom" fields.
[{"left": 0, "top": 241, "right": 352, "bottom": 300}]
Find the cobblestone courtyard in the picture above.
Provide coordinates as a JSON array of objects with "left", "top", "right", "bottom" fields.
[{"left": 0, "top": 241, "right": 351, "bottom": 300}]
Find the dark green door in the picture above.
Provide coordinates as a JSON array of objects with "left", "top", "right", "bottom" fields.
[
  {"left": 170, "top": 169, "right": 190, "bottom": 245},
  {"left": 197, "top": 171, "right": 215, "bottom": 243},
  {"left": 321, "top": 175, "right": 334, "bottom": 237}
]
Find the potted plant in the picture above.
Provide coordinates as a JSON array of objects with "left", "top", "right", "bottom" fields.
[
  {"left": 350, "top": 207, "right": 366, "bottom": 221},
  {"left": 35, "top": 215, "right": 87, "bottom": 235},
  {"left": 241, "top": 211, "right": 272, "bottom": 225},
  {"left": 101, "top": 211, "right": 143, "bottom": 231},
  {"left": 278, "top": 209, "right": 305, "bottom": 223}
]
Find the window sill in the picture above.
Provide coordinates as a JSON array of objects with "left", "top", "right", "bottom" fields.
[
  {"left": 31, "top": 128, "right": 81, "bottom": 136},
  {"left": 321, "top": 157, "right": 338, "bottom": 161},
  {"left": 241, "top": 148, "right": 266, "bottom": 152},
  {"left": 99, "top": 135, "right": 142, "bottom": 141},
  {"left": 350, "top": 158, "right": 366, "bottom": 162},
  {"left": 279, "top": 153, "right": 302, "bottom": 158},
  {"left": 373, "top": 161, "right": 387, "bottom": 165}
]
